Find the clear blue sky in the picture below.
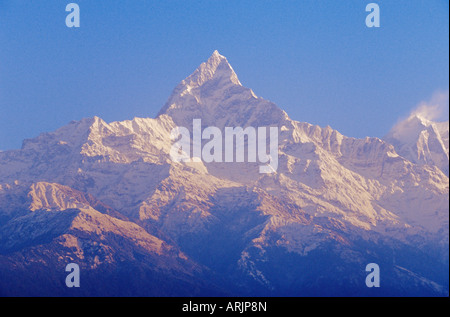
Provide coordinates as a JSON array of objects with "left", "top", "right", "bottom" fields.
[{"left": 0, "top": 0, "right": 448, "bottom": 150}]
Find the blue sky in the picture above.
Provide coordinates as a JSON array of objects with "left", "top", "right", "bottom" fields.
[{"left": 0, "top": 0, "right": 448, "bottom": 150}]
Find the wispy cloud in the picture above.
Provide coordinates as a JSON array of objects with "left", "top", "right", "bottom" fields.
[
  {"left": 408, "top": 89, "right": 449, "bottom": 122},
  {"left": 386, "top": 89, "right": 449, "bottom": 140}
]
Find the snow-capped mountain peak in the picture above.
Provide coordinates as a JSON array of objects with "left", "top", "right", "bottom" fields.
[
  {"left": 384, "top": 114, "right": 449, "bottom": 175},
  {"left": 158, "top": 50, "right": 287, "bottom": 129},
  {"left": 184, "top": 50, "right": 242, "bottom": 89}
]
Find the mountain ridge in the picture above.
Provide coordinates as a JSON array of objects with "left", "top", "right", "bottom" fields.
[{"left": 0, "top": 51, "right": 448, "bottom": 296}]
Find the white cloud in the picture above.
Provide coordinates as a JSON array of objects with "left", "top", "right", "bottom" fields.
[
  {"left": 386, "top": 89, "right": 449, "bottom": 142},
  {"left": 409, "top": 89, "right": 449, "bottom": 122}
]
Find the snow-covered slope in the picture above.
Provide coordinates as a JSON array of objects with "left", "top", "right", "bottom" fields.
[{"left": 0, "top": 51, "right": 448, "bottom": 296}]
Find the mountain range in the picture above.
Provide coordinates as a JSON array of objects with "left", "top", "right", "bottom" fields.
[{"left": 0, "top": 51, "right": 448, "bottom": 296}]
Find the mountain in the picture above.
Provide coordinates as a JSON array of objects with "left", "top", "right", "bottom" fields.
[{"left": 0, "top": 51, "right": 448, "bottom": 296}]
